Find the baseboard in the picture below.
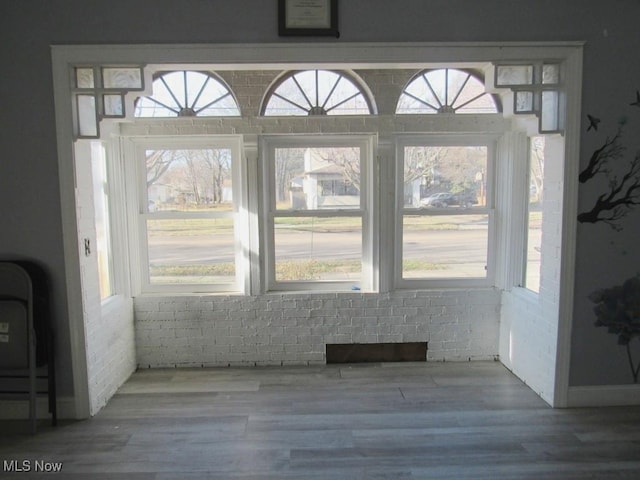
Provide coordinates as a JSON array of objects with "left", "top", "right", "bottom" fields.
[
  {"left": 0, "top": 396, "right": 76, "bottom": 420},
  {"left": 567, "top": 384, "right": 640, "bottom": 407}
]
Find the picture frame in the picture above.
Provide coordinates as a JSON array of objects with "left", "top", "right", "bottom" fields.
[{"left": 278, "top": 0, "right": 339, "bottom": 37}]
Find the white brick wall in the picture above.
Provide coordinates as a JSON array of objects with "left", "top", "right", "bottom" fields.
[
  {"left": 75, "top": 142, "right": 136, "bottom": 416},
  {"left": 499, "top": 136, "right": 565, "bottom": 405},
  {"left": 134, "top": 289, "right": 500, "bottom": 368}
]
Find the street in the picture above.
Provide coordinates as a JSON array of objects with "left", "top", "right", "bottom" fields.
[{"left": 148, "top": 228, "right": 492, "bottom": 265}]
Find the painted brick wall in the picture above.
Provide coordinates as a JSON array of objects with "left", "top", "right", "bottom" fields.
[
  {"left": 85, "top": 298, "right": 136, "bottom": 415},
  {"left": 499, "top": 136, "right": 565, "bottom": 405},
  {"left": 134, "top": 289, "right": 500, "bottom": 368},
  {"left": 76, "top": 143, "right": 137, "bottom": 416}
]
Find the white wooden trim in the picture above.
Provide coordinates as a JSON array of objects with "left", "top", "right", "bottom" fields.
[
  {"left": 567, "top": 385, "right": 640, "bottom": 407},
  {"left": 377, "top": 135, "right": 395, "bottom": 294},
  {"left": 243, "top": 135, "right": 262, "bottom": 296},
  {"left": 51, "top": 42, "right": 586, "bottom": 68},
  {"left": 51, "top": 48, "right": 92, "bottom": 420},
  {"left": 552, "top": 47, "right": 583, "bottom": 408}
]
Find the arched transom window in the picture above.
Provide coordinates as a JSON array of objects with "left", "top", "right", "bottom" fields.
[
  {"left": 135, "top": 70, "right": 240, "bottom": 117},
  {"left": 262, "top": 70, "right": 374, "bottom": 116},
  {"left": 397, "top": 68, "right": 499, "bottom": 114}
]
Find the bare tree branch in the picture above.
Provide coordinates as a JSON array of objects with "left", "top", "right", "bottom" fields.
[
  {"left": 316, "top": 147, "right": 361, "bottom": 191},
  {"left": 146, "top": 150, "right": 176, "bottom": 187}
]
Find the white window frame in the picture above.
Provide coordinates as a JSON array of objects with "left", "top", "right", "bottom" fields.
[
  {"left": 126, "top": 135, "right": 247, "bottom": 294},
  {"left": 260, "top": 135, "right": 376, "bottom": 292},
  {"left": 395, "top": 134, "right": 498, "bottom": 289}
]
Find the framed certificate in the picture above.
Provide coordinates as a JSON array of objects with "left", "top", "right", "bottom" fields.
[{"left": 278, "top": 0, "right": 339, "bottom": 37}]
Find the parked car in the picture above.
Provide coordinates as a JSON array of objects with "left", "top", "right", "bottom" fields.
[
  {"left": 420, "top": 192, "right": 451, "bottom": 207},
  {"left": 420, "top": 192, "right": 477, "bottom": 208}
]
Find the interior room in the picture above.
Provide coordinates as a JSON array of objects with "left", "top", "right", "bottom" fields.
[{"left": 2, "top": 1, "right": 640, "bottom": 477}]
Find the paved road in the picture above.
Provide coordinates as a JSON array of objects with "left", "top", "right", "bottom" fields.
[{"left": 147, "top": 228, "right": 497, "bottom": 265}]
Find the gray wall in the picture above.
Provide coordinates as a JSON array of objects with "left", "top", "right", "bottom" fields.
[{"left": 2, "top": 0, "right": 640, "bottom": 395}]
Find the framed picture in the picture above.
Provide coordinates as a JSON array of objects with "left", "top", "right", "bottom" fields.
[{"left": 278, "top": 0, "right": 339, "bottom": 37}]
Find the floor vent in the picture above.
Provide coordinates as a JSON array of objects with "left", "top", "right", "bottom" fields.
[{"left": 326, "top": 342, "right": 427, "bottom": 364}]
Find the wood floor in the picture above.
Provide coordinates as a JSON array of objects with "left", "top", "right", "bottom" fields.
[{"left": 2, "top": 361, "right": 640, "bottom": 479}]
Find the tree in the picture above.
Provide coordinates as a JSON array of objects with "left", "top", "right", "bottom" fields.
[
  {"left": 275, "top": 148, "right": 305, "bottom": 204},
  {"left": 145, "top": 148, "right": 234, "bottom": 209},
  {"left": 438, "top": 146, "right": 486, "bottom": 193},
  {"left": 315, "top": 147, "right": 361, "bottom": 191},
  {"left": 146, "top": 150, "right": 178, "bottom": 187},
  {"left": 180, "top": 150, "right": 207, "bottom": 205},
  {"left": 202, "top": 149, "right": 232, "bottom": 204},
  {"left": 403, "top": 146, "right": 447, "bottom": 188}
]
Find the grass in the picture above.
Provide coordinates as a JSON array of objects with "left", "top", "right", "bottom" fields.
[
  {"left": 147, "top": 215, "right": 489, "bottom": 237},
  {"left": 273, "top": 217, "right": 362, "bottom": 233},
  {"left": 147, "top": 218, "right": 234, "bottom": 236},
  {"left": 150, "top": 258, "right": 447, "bottom": 281},
  {"left": 402, "top": 259, "right": 449, "bottom": 271},
  {"left": 149, "top": 263, "right": 235, "bottom": 277}
]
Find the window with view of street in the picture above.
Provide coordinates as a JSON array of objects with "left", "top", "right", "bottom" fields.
[
  {"left": 114, "top": 65, "right": 548, "bottom": 295},
  {"left": 135, "top": 140, "right": 242, "bottom": 292},
  {"left": 398, "top": 141, "right": 492, "bottom": 284},
  {"left": 264, "top": 140, "right": 372, "bottom": 289}
]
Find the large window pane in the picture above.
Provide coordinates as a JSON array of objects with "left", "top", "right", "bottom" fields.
[
  {"left": 274, "top": 147, "right": 361, "bottom": 210},
  {"left": 274, "top": 216, "right": 362, "bottom": 282},
  {"left": 403, "top": 146, "right": 487, "bottom": 209},
  {"left": 146, "top": 148, "right": 233, "bottom": 212},
  {"left": 102, "top": 67, "right": 143, "bottom": 89},
  {"left": 77, "top": 94, "right": 98, "bottom": 137},
  {"left": 91, "top": 142, "right": 113, "bottom": 299},
  {"left": 146, "top": 218, "right": 235, "bottom": 285},
  {"left": 402, "top": 214, "right": 489, "bottom": 279},
  {"left": 143, "top": 147, "right": 237, "bottom": 286},
  {"left": 525, "top": 136, "right": 544, "bottom": 292}
]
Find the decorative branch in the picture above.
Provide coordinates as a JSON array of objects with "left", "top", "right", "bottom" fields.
[
  {"left": 578, "top": 104, "right": 640, "bottom": 230},
  {"left": 577, "top": 151, "right": 640, "bottom": 230},
  {"left": 578, "top": 128, "right": 624, "bottom": 183}
]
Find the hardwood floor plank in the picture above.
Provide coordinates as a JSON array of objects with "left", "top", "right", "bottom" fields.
[{"left": 2, "top": 362, "right": 640, "bottom": 478}]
